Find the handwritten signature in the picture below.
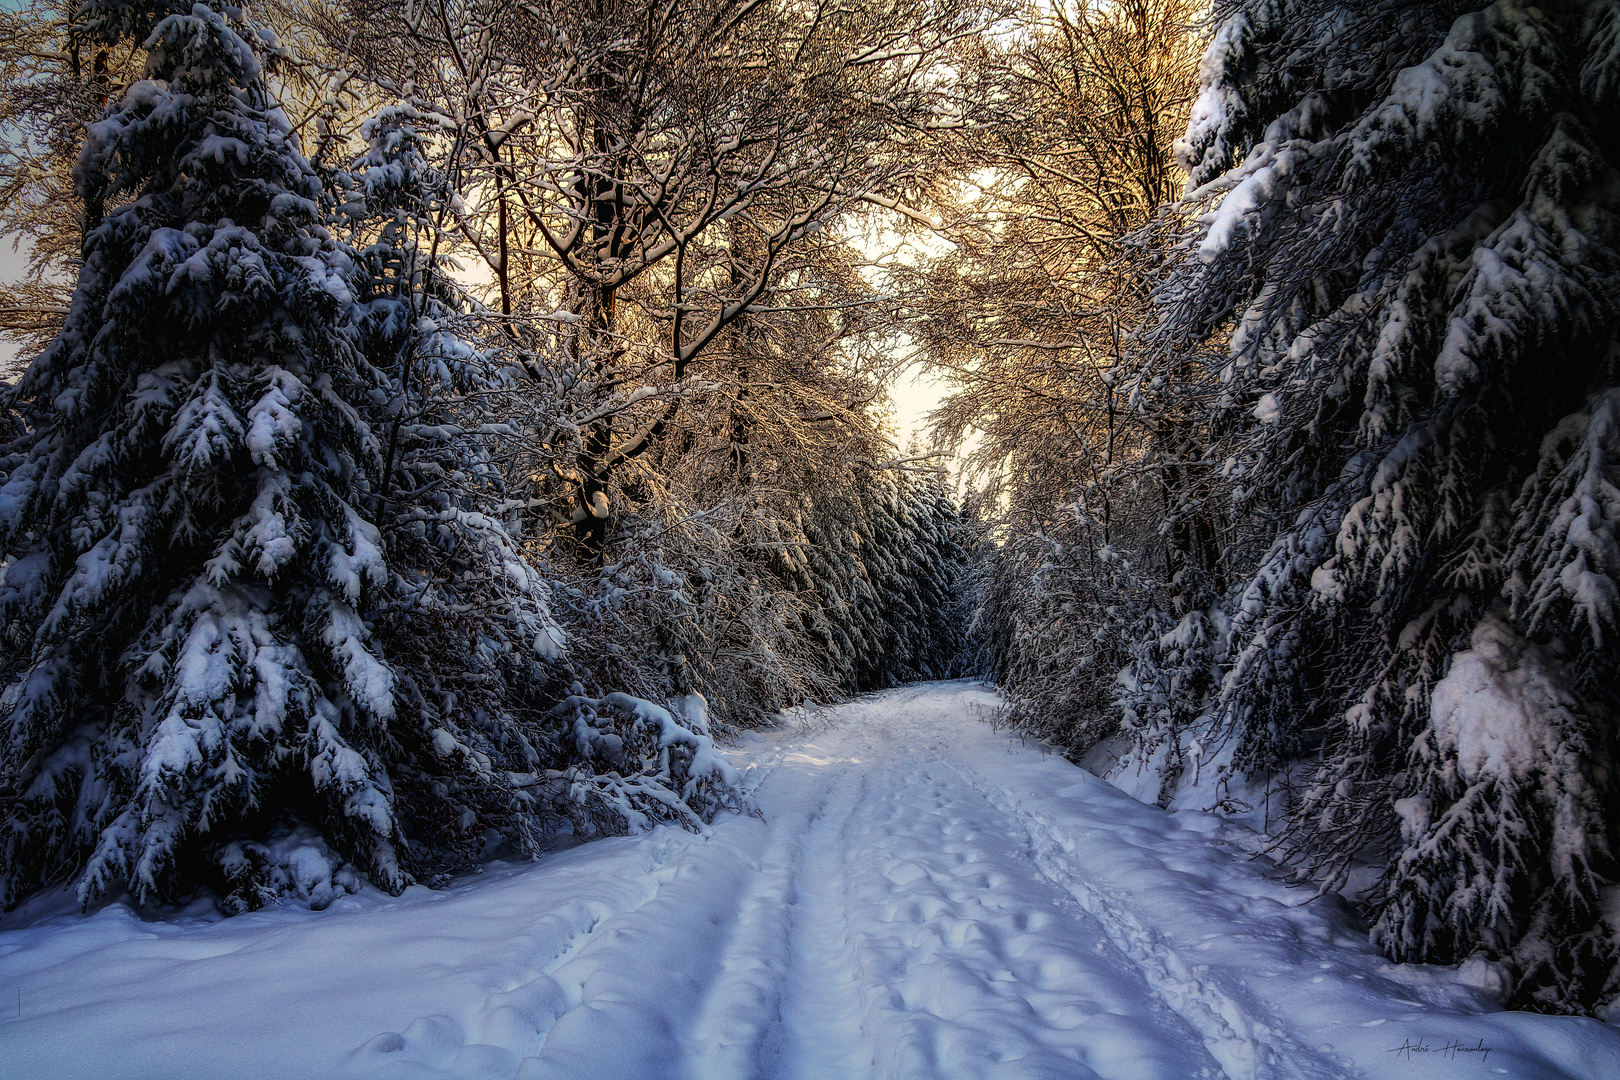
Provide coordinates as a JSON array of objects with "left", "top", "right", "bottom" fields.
[{"left": 1387, "top": 1036, "right": 1494, "bottom": 1063}]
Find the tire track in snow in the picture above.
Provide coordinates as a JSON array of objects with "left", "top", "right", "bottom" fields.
[
  {"left": 841, "top": 752, "right": 1227, "bottom": 1080},
  {"left": 683, "top": 756, "right": 875, "bottom": 1080},
  {"left": 946, "top": 761, "right": 1323, "bottom": 1080},
  {"left": 934, "top": 717, "right": 1535, "bottom": 1080},
  {"left": 731, "top": 689, "right": 1231, "bottom": 1080}
]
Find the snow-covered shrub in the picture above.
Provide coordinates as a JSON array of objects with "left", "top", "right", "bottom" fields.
[
  {"left": 1152, "top": 0, "right": 1620, "bottom": 1012},
  {"left": 0, "top": 4, "right": 741, "bottom": 914},
  {"left": 971, "top": 527, "right": 1160, "bottom": 758},
  {"left": 1115, "top": 572, "right": 1231, "bottom": 807},
  {"left": 554, "top": 513, "right": 841, "bottom": 732},
  {"left": 544, "top": 691, "right": 746, "bottom": 835}
]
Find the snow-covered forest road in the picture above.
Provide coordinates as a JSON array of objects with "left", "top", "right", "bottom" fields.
[{"left": 3, "top": 682, "right": 1617, "bottom": 1080}]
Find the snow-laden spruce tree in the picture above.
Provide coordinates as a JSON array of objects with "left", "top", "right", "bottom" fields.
[
  {"left": 787, "top": 466, "right": 969, "bottom": 695},
  {"left": 0, "top": 4, "right": 740, "bottom": 913},
  {"left": 1150, "top": 0, "right": 1620, "bottom": 1011},
  {"left": 0, "top": 2, "right": 417, "bottom": 908}
]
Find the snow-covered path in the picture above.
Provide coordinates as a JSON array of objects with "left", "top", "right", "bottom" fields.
[{"left": 3, "top": 682, "right": 1618, "bottom": 1080}]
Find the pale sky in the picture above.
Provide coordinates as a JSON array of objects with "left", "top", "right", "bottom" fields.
[{"left": 888, "top": 363, "right": 944, "bottom": 448}]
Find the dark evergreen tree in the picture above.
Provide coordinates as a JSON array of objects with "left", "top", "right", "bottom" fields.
[
  {"left": 785, "top": 467, "right": 969, "bottom": 696},
  {"left": 0, "top": 3, "right": 740, "bottom": 913},
  {"left": 1146, "top": 0, "right": 1620, "bottom": 1013},
  {"left": 0, "top": 2, "right": 415, "bottom": 907}
]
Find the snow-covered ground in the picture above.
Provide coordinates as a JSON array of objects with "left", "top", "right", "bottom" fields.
[{"left": 3, "top": 681, "right": 1617, "bottom": 1080}]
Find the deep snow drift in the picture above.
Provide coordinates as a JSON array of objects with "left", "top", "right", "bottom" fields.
[{"left": 2, "top": 682, "right": 1617, "bottom": 1080}]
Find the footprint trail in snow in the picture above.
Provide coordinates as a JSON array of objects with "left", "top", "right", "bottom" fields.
[{"left": 3, "top": 682, "right": 1618, "bottom": 1080}]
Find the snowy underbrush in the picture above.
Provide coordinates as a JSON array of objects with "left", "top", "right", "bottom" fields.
[
  {"left": 551, "top": 518, "right": 842, "bottom": 734},
  {"left": 550, "top": 469, "right": 969, "bottom": 735},
  {"left": 541, "top": 690, "right": 748, "bottom": 836},
  {"left": 970, "top": 531, "right": 1163, "bottom": 755},
  {"left": 1009, "top": 591, "right": 1620, "bottom": 1018}
]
